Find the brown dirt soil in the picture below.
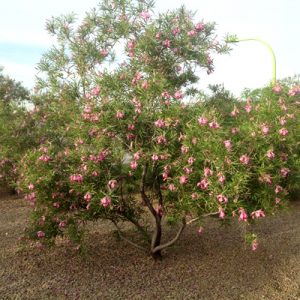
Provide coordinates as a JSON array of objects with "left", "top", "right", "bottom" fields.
[{"left": 0, "top": 195, "right": 299, "bottom": 300}]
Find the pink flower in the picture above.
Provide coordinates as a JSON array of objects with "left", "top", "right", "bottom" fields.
[
  {"left": 168, "top": 184, "right": 177, "bottom": 191},
  {"left": 164, "top": 165, "right": 171, "bottom": 172},
  {"left": 195, "top": 22, "right": 205, "bottom": 31},
  {"left": 130, "top": 161, "right": 138, "bottom": 170},
  {"left": 197, "top": 178, "right": 209, "bottom": 190},
  {"left": 84, "top": 192, "right": 92, "bottom": 202},
  {"left": 59, "top": 221, "right": 67, "bottom": 229},
  {"left": 91, "top": 86, "right": 101, "bottom": 96},
  {"left": 251, "top": 209, "right": 265, "bottom": 219},
  {"left": 230, "top": 107, "right": 239, "bottom": 117},
  {"left": 127, "top": 40, "right": 135, "bottom": 50},
  {"left": 161, "top": 91, "right": 171, "bottom": 99},
  {"left": 224, "top": 140, "right": 232, "bottom": 151},
  {"left": 238, "top": 208, "right": 248, "bottom": 222},
  {"left": 39, "top": 146, "right": 48, "bottom": 153},
  {"left": 154, "top": 119, "right": 166, "bottom": 128},
  {"left": 231, "top": 127, "right": 239, "bottom": 134},
  {"left": 259, "top": 173, "right": 272, "bottom": 185},
  {"left": 140, "top": 10, "right": 150, "bottom": 20},
  {"left": 219, "top": 208, "right": 225, "bottom": 219},
  {"left": 39, "top": 216, "right": 46, "bottom": 226},
  {"left": 181, "top": 146, "right": 189, "bottom": 154},
  {"left": 127, "top": 133, "right": 135, "bottom": 140},
  {"left": 37, "top": 231, "right": 45, "bottom": 238},
  {"left": 275, "top": 185, "right": 283, "bottom": 194},
  {"left": 24, "top": 192, "right": 36, "bottom": 204},
  {"left": 108, "top": 180, "right": 118, "bottom": 189},
  {"left": 280, "top": 167, "right": 290, "bottom": 177},
  {"left": 240, "top": 155, "right": 250, "bottom": 165},
  {"left": 266, "top": 150, "right": 275, "bottom": 159},
  {"left": 188, "top": 157, "right": 195, "bottom": 165},
  {"left": 100, "top": 196, "right": 111, "bottom": 208},
  {"left": 183, "top": 166, "right": 193, "bottom": 174},
  {"left": 179, "top": 175, "right": 188, "bottom": 185},
  {"left": 53, "top": 202, "right": 60, "bottom": 208},
  {"left": 28, "top": 183, "right": 35, "bottom": 190},
  {"left": 275, "top": 197, "right": 281, "bottom": 204},
  {"left": 69, "top": 174, "right": 83, "bottom": 183},
  {"left": 280, "top": 104, "right": 288, "bottom": 112},
  {"left": 198, "top": 117, "right": 208, "bottom": 126},
  {"left": 160, "top": 154, "right": 168, "bottom": 161},
  {"left": 217, "top": 194, "right": 228, "bottom": 204},
  {"left": 163, "top": 39, "right": 171, "bottom": 48},
  {"left": 156, "top": 204, "right": 164, "bottom": 217},
  {"left": 198, "top": 227, "right": 204, "bottom": 234},
  {"left": 174, "top": 90, "right": 183, "bottom": 99},
  {"left": 187, "top": 30, "right": 196, "bottom": 37},
  {"left": 162, "top": 172, "right": 169, "bottom": 181},
  {"left": 100, "top": 49, "right": 109, "bottom": 57},
  {"left": 279, "top": 128, "right": 288, "bottom": 136},
  {"left": 92, "top": 171, "right": 99, "bottom": 177},
  {"left": 38, "top": 155, "right": 50, "bottom": 162},
  {"left": 191, "top": 193, "right": 198, "bottom": 200},
  {"left": 288, "top": 86, "right": 300, "bottom": 96},
  {"left": 272, "top": 85, "right": 283, "bottom": 94},
  {"left": 251, "top": 239, "right": 258, "bottom": 251},
  {"left": 217, "top": 172, "right": 226, "bottom": 184},
  {"left": 128, "top": 124, "right": 135, "bottom": 131},
  {"left": 209, "top": 121, "right": 220, "bottom": 129},
  {"left": 84, "top": 93, "right": 92, "bottom": 99},
  {"left": 280, "top": 153, "right": 288, "bottom": 161},
  {"left": 116, "top": 111, "right": 125, "bottom": 119},
  {"left": 244, "top": 103, "right": 252, "bottom": 113},
  {"left": 207, "top": 55, "right": 213, "bottom": 65},
  {"left": 204, "top": 167, "right": 213, "bottom": 177},
  {"left": 156, "top": 135, "right": 167, "bottom": 144},
  {"left": 152, "top": 154, "right": 159, "bottom": 161},
  {"left": 131, "top": 72, "right": 143, "bottom": 85},
  {"left": 279, "top": 117, "right": 287, "bottom": 126},
  {"left": 261, "top": 125, "right": 270, "bottom": 135},
  {"left": 172, "top": 27, "right": 180, "bottom": 35},
  {"left": 75, "top": 139, "right": 84, "bottom": 146},
  {"left": 141, "top": 80, "right": 149, "bottom": 89},
  {"left": 133, "top": 152, "right": 141, "bottom": 161}
]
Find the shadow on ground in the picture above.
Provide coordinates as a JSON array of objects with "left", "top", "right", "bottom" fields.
[{"left": 0, "top": 195, "right": 299, "bottom": 299}]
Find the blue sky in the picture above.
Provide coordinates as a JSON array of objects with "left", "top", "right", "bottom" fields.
[{"left": 0, "top": 0, "right": 299, "bottom": 95}]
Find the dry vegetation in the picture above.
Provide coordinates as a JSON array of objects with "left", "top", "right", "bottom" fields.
[{"left": 0, "top": 192, "right": 299, "bottom": 300}]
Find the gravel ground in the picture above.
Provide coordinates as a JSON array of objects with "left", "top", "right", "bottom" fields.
[{"left": 0, "top": 193, "right": 299, "bottom": 300}]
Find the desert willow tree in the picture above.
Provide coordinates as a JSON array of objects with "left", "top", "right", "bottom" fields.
[{"left": 24, "top": 0, "right": 231, "bottom": 259}]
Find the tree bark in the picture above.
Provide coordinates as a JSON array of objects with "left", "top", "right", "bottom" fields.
[
  {"left": 140, "top": 163, "right": 163, "bottom": 260},
  {"left": 151, "top": 215, "right": 163, "bottom": 260}
]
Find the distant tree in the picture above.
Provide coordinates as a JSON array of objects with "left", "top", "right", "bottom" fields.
[
  {"left": 0, "top": 69, "right": 33, "bottom": 192},
  {"left": 0, "top": 67, "right": 30, "bottom": 105}
]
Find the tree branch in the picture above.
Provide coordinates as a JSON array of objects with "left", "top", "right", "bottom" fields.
[
  {"left": 155, "top": 176, "right": 163, "bottom": 207},
  {"left": 151, "top": 217, "right": 186, "bottom": 253},
  {"left": 111, "top": 220, "right": 147, "bottom": 252},
  {"left": 186, "top": 211, "right": 219, "bottom": 225},
  {"left": 140, "top": 163, "right": 157, "bottom": 217},
  {"left": 122, "top": 215, "right": 151, "bottom": 244}
]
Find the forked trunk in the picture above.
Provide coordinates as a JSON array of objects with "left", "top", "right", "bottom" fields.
[{"left": 151, "top": 216, "right": 163, "bottom": 260}]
